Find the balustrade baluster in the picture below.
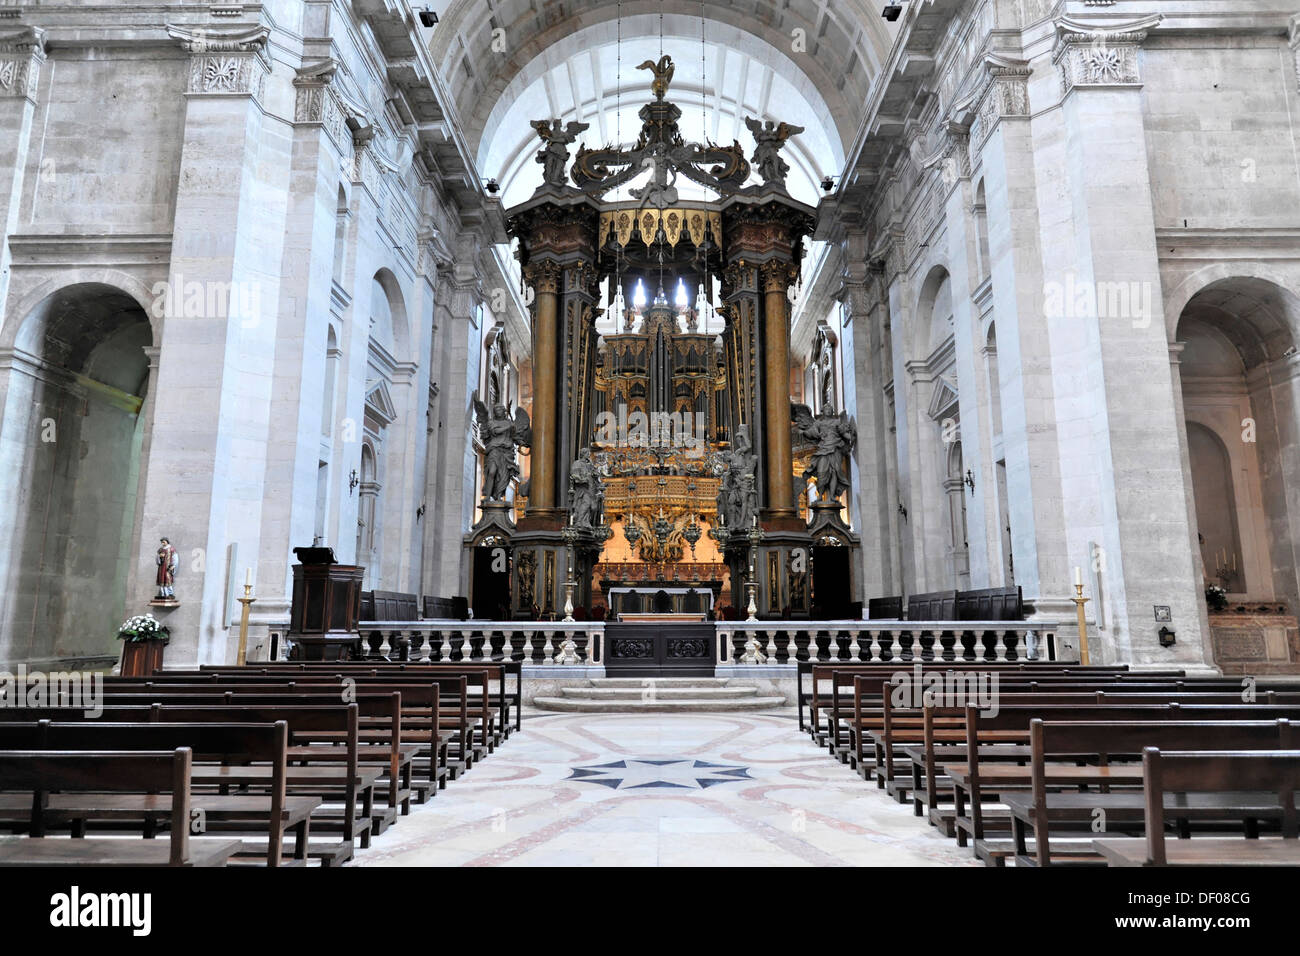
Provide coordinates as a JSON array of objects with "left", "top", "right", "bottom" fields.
[
  {"left": 542, "top": 628, "right": 555, "bottom": 664},
  {"left": 1004, "top": 627, "right": 1020, "bottom": 662},
  {"left": 439, "top": 629, "right": 453, "bottom": 663},
  {"left": 848, "top": 629, "right": 860, "bottom": 662},
  {"left": 827, "top": 628, "right": 840, "bottom": 662},
  {"left": 521, "top": 629, "right": 535, "bottom": 664}
]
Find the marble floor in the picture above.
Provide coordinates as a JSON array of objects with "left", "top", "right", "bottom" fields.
[{"left": 354, "top": 711, "right": 978, "bottom": 866}]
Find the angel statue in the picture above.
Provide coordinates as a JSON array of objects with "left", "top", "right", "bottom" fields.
[
  {"left": 629, "top": 145, "right": 679, "bottom": 207},
  {"left": 744, "top": 117, "right": 805, "bottom": 188},
  {"left": 568, "top": 447, "right": 605, "bottom": 529},
  {"left": 473, "top": 393, "right": 531, "bottom": 502},
  {"left": 530, "top": 119, "right": 590, "bottom": 188},
  {"left": 791, "top": 403, "right": 856, "bottom": 504},
  {"left": 637, "top": 55, "right": 675, "bottom": 101}
]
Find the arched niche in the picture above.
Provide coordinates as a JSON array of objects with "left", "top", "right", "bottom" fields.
[
  {"left": 0, "top": 282, "right": 152, "bottom": 665},
  {"left": 1175, "top": 275, "right": 1300, "bottom": 608}
]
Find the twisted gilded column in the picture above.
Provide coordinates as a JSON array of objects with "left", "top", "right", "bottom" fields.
[
  {"left": 761, "top": 261, "right": 799, "bottom": 523},
  {"left": 523, "top": 259, "right": 563, "bottom": 517}
]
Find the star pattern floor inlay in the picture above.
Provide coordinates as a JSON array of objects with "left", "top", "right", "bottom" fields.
[
  {"left": 567, "top": 758, "right": 754, "bottom": 790},
  {"left": 352, "top": 711, "right": 980, "bottom": 867}
]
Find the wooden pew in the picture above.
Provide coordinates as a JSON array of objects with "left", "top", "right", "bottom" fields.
[
  {"left": 95, "top": 688, "right": 434, "bottom": 810},
  {"left": 881, "top": 690, "right": 1300, "bottom": 807},
  {"left": 116, "top": 671, "right": 472, "bottom": 777},
  {"left": 0, "top": 749, "right": 241, "bottom": 867},
  {"left": 0, "top": 702, "right": 367, "bottom": 866},
  {"left": 1094, "top": 749, "right": 1300, "bottom": 866},
  {"left": 1006, "top": 719, "right": 1296, "bottom": 866},
  {"left": 165, "top": 668, "right": 492, "bottom": 768},
  {"left": 0, "top": 720, "right": 316, "bottom": 866},
  {"left": 951, "top": 703, "right": 1300, "bottom": 864}
]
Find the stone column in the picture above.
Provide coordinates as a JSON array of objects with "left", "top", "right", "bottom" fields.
[
  {"left": 523, "top": 259, "right": 562, "bottom": 520},
  {"left": 428, "top": 248, "right": 481, "bottom": 599},
  {"left": 761, "top": 261, "right": 799, "bottom": 524},
  {"left": 1047, "top": 15, "right": 1209, "bottom": 667},
  {"left": 133, "top": 24, "right": 282, "bottom": 666},
  {"left": 0, "top": 26, "right": 43, "bottom": 329},
  {"left": 967, "top": 52, "right": 1071, "bottom": 621},
  {"left": 837, "top": 228, "right": 892, "bottom": 601},
  {"left": 251, "top": 58, "right": 352, "bottom": 640}
]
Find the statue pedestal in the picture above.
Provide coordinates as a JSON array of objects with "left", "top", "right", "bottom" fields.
[{"left": 510, "top": 525, "right": 603, "bottom": 620}]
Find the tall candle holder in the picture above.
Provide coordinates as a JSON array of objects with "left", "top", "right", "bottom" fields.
[
  {"left": 1071, "top": 581, "right": 1090, "bottom": 666},
  {"left": 236, "top": 571, "right": 255, "bottom": 666}
]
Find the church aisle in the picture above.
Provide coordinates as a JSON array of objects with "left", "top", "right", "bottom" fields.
[{"left": 354, "top": 713, "right": 977, "bottom": 867}]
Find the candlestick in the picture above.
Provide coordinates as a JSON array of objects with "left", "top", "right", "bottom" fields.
[
  {"left": 1071, "top": 582, "right": 1090, "bottom": 666},
  {"left": 1074, "top": 565, "right": 1082, "bottom": 587},
  {"left": 236, "top": 578, "right": 256, "bottom": 667}
]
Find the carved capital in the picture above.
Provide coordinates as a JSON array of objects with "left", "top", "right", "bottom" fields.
[
  {"left": 293, "top": 58, "right": 350, "bottom": 150},
  {"left": 759, "top": 260, "right": 799, "bottom": 295},
  {"left": 523, "top": 259, "right": 563, "bottom": 296},
  {"left": 0, "top": 25, "right": 45, "bottom": 101},
  {"left": 564, "top": 261, "right": 600, "bottom": 298},
  {"left": 1053, "top": 15, "right": 1161, "bottom": 95},
  {"left": 721, "top": 259, "right": 757, "bottom": 297},
  {"left": 968, "top": 55, "right": 1031, "bottom": 149},
  {"left": 1290, "top": 14, "right": 1300, "bottom": 92},
  {"left": 167, "top": 24, "right": 271, "bottom": 102}
]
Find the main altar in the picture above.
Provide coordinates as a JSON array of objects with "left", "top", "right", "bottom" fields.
[{"left": 464, "top": 55, "right": 859, "bottom": 622}]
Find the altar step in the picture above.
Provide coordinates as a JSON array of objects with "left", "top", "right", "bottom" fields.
[{"left": 533, "top": 678, "right": 786, "bottom": 713}]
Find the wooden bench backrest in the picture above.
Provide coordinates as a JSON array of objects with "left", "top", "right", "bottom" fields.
[
  {"left": 0, "top": 721, "right": 290, "bottom": 865},
  {"left": 0, "top": 749, "right": 191, "bottom": 864},
  {"left": 1143, "top": 749, "right": 1300, "bottom": 862}
]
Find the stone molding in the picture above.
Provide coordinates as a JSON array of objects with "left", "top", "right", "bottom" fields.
[
  {"left": 0, "top": 24, "right": 44, "bottom": 102},
  {"left": 1053, "top": 14, "right": 1162, "bottom": 95}
]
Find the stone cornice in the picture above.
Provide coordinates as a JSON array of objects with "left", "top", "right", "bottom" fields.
[{"left": 165, "top": 23, "right": 269, "bottom": 55}]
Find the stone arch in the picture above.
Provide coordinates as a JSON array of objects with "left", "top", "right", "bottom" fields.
[
  {"left": 3, "top": 269, "right": 159, "bottom": 352},
  {"left": 369, "top": 268, "right": 410, "bottom": 362},
  {"left": 1174, "top": 273, "right": 1300, "bottom": 613},
  {"left": 913, "top": 263, "right": 954, "bottom": 360},
  {"left": 1163, "top": 262, "right": 1300, "bottom": 342},
  {"left": 0, "top": 280, "right": 154, "bottom": 665}
]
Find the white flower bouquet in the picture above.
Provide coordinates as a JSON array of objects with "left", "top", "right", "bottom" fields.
[{"left": 117, "top": 613, "right": 171, "bottom": 644}]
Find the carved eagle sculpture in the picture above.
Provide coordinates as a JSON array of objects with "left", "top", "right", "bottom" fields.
[{"left": 637, "top": 55, "right": 675, "bottom": 101}]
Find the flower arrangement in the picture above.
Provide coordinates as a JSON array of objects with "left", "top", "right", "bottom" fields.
[
  {"left": 117, "top": 613, "right": 170, "bottom": 644},
  {"left": 1205, "top": 584, "right": 1228, "bottom": 612}
]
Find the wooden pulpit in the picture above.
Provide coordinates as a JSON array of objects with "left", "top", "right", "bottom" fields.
[{"left": 286, "top": 547, "right": 364, "bottom": 661}]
